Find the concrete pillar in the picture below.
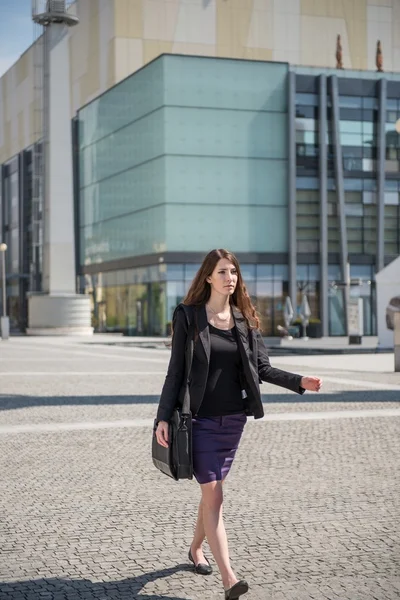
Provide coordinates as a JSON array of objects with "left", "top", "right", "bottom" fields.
[
  {"left": 394, "top": 313, "right": 400, "bottom": 372},
  {"left": 27, "top": 23, "right": 92, "bottom": 335},
  {"left": 288, "top": 70, "right": 297, "bottom": 314},
  {"left": 377, "top": 78, "right": 387, "bottom": 274},
  {"left": 319, "top": 75, "right": 329, "bottom": 337},
  {"left": 42, "top": 23, "right": 76, "bottom": 295},
  {"left": 330, "top": 75, "right": 349, "bottom": 334}
]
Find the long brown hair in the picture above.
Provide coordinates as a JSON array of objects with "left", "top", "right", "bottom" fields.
[{"left": 183, "top": 249, "right": 260, "bottom": 330}]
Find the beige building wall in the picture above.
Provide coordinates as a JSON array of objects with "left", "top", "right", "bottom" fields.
[
  {"left": 1, "top": 0, "right": 400, "bottom": 165},
  {"left": 0, "top": 0, "right": 115, "bottom": 165}
]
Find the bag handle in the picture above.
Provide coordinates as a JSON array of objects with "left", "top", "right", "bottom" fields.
[{"left": 180, "top": 305, "right": 195, "bottom": 414}]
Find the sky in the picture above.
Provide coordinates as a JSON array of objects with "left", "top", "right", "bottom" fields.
[{"left": 0, "top": 0, "right": 35, "bottom": 77}]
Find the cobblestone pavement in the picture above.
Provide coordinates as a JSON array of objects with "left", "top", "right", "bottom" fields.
[{"left": 0, "top": 337, "right": 399, "bottom": 600}]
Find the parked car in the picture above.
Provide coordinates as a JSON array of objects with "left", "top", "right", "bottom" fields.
[{"left": 386, "top": 295, "right": 400, "bottom": 330}]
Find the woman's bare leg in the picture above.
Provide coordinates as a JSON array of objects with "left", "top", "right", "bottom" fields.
[
  {"left": 190, "top": 480, "right": 226, "bottom": 564},
  {"left": 190, "top": 497, "right": 206, "bottom": 563},
  {"left": 200, "top": 480, "right": 238, "bottom": 590}
]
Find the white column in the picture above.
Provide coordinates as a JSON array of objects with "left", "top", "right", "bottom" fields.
[
  {"left": 27, "top": 22, "right": 92, "bottom": 335},
  {"left": 43, "top": 23, "right": 76, "bottom": 294}
]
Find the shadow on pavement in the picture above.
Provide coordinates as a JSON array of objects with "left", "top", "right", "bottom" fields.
[
  {"left": 0, "top": 390, "right": 399, "bottom": 411},
  {"left": 0, "top": 565, "right": 197, "bottom": 600}
]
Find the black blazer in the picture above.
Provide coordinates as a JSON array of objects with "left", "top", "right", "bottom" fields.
[{"left": 156, "top": 304, "right": 305, "bottom": 423}]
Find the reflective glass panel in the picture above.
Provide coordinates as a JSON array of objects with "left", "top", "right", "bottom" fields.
[
  {"left": 167, "top": 281, "right": 186, "bottom": 324},
  {"left": 80, "top": 206, "right": 166, "bottom": 264},
  {"left": 184, "top": 264, "right": 202, "bottom": 281},
  {"left": 256, "top": 265, "right": 273, "bottom": 280},
  {"left": 296, "top": 93, "right": 318, "bottom": 106},
  {"left": 363, "top": 98, "right": 378, "bottom": 109},
  {"left": 339, "top": 96, "right": 362, "bottom": 108},
  {"left": 167, "top": 264, "right": 184, "bottom": 280},
  {"left": 384, "top": 192, "right": 399, "bottom": 205},
  {"left": 340, "top": 132, "right": 362, "bottom": 146},
  {"left": 256, "top": 280, "right": 273, "bottom": 335},
  {"left": 165, "top": 106, "right": 288, "bottom": 160},
  {"left": 328, "top": 286, "right": 346, "bottom": 335},
  {"left": 165, "top": 56, "right": 288, "bottom": 112},
  {"left": 273, "top": 265, "right": 289, "bottom": 279},
  {"left": 296, "top": 177, "right": 318, "bottom": 190},
  {"left": 239, "top": 264, "right": 256, "bottom": 281},
  {"left": 166, "top": 205, "right": 288, "bottom": 253},
  {"left": 346, "top": 203, "right": 363, "bottom": 217},
  {"left": 339, "top": 121, "right": 362, "bottom": 134}
]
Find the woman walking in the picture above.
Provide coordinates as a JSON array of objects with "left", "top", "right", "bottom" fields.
[{"left": 155, "top": 249, "right": 322, "bottom": 599}]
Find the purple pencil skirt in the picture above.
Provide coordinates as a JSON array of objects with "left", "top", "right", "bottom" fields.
[{"left": 192, "top": 413, "right": 247, "bottom": 484}]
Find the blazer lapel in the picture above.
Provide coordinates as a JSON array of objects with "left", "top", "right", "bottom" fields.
[
  {"left": 196, "top": 305, "right": 250, "bottom": 366},
  {"left": 232, "top": 307, "right": 251, "bottom": 356},
  {"left": 197, "top": 305, "right": 210, "bottom": 363}
]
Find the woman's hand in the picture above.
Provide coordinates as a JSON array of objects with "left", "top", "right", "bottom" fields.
[
  {"left": 156, "top": 421, "right": 169, "bottom": 448},
  {"left": 300, "top": 376, "right": 322, "bottom": 392}
]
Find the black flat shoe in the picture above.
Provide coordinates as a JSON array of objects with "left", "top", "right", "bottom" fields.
[
  {"left": 188, "top": 548, "right": 213, "bottom": 575},
  {"left": 224, "top": 579, "right": 249, "bottom": 600}
]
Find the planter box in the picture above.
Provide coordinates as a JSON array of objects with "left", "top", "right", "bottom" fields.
[
  {"left": 307, "top": 322, "right": 322, "bottom": 338},
  {"left": 296, "top": 322, "right": 322, "bottom": 338}
]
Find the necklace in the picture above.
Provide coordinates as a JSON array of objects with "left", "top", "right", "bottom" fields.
[{"left": 206, "top": 304, "right": 231, "bottom": 321}]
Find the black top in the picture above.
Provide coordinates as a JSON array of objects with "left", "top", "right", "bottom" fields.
[
  {"left": 196, "top": 324, "right": 246, "bottom": 417},
  {"left": 156, "top": 304, "right": 305, "bottom": 424}
]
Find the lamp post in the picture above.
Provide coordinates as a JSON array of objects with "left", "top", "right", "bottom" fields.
[{"left": 0, "top": 243, "right": 9, "bottom": 340}]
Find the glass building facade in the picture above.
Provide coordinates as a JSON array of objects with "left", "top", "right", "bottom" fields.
[
  {"left": 75, "top": 55, "right": 400, "bottom": 337},
  {"left": 293, "top": 68, "right": 400, "bottom": 336},
  {"left": 0, "top": 150, "right": 39, "bottom": 332},
  {"left": 78, "top": 55, "right": 293, "bottom": 336},
  {"left": 82, "top": 263, "right": 291, "bottom": 337},
  {"left": 78, "top": 55, "right": 290, "bottom": 262},
  {"left": 2, "top": 55, "right": 400, "bottom": 337}
]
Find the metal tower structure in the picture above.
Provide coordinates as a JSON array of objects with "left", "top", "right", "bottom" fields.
[
  {"left": 32, "top": 1, "right": 79, "bottom": 27},
  {"left": 30, "top": 1, "right": 78, "bottom": 292},
  {"left": 31, "top": 0, "right": 78, "bottom": 294}
]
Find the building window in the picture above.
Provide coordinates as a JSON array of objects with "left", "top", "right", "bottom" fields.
[
  {"left": 384, "top": 204, "right": 400, "bottom": 256},
  {"left": 295, "top": 93, "right": 318, "bottom": 106},
  {"left": 339, "top": 96, "right": 362, "bottom": 109},
  {"left": 296, "top": 264, "right": 320, "bottom": 322},
  {"left": 255, "top": 266, "right": 289, "bottom": 336},
  {"left": 296, "top": 190, "right": 319, "bottom": 254}
]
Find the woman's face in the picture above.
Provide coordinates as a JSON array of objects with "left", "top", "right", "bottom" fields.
[{"left": 207, "top": 258, "right": 238, "bottom": 297}]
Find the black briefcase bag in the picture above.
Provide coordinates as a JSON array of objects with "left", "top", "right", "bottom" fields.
[
  {"left": 152, "top": 305, "right": 194, "bottom": 481},
  {"left": 152, "top": 408, "right": 192, "bottom": 481}
]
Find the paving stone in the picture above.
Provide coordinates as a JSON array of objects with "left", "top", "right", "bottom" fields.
[{"left": 0, "top": 339, "right": 399, "bottom": 599}]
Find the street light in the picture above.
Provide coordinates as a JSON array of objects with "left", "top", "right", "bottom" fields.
[{"left": 0, "top": 243, "right": 9, "bottom": 340}]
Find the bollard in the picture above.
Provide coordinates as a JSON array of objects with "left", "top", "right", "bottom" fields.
[
  {"left": 394, "top": 313, "right": 400, "bottom": 372},
  {"left": 1, "top": 316, "right": 9, "bottom": 340}
]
